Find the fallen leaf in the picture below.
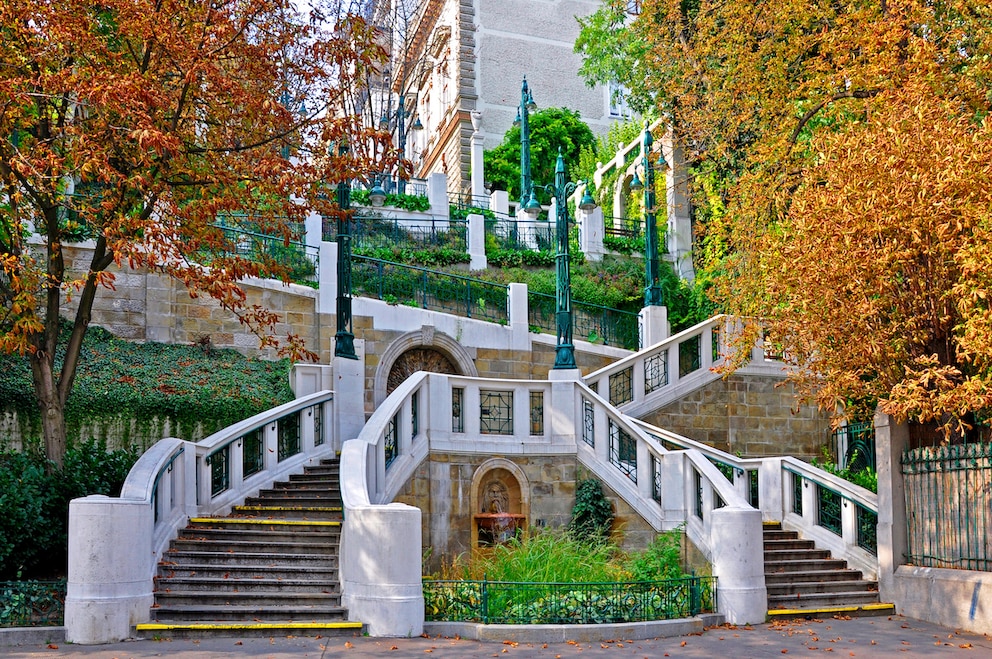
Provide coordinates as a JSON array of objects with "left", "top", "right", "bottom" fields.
[
  {"left": 390, "top": 645, "right": 398, "bottom": 651},
  {"left": 344, "top": 641, "right": 353, "bottom": 649},
  {"left": 234, "top": 642, "right": 242, "bottom": 646},
  {"left": 681, "top": 641, "right": 687, "bottom": 647},
  {"left": 781, "top": 650, "right": 788, "bottom": 654},
  {"left": 47, "top": 645, "right": 58, "bottom": 650},
  {"left": 960, "top": 643, "right": 973, "bottom": 648}
]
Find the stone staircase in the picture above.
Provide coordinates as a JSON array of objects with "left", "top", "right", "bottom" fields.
[
  {"left": 137, "top": 459, "right": 363, "bottom": 638},
  {"left": 763, "top": 522, "right": 893, "bottom": 618}
]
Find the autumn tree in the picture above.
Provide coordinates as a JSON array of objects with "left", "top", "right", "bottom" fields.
[
  {"left": 608, "top": 0, "right": 992, "bottom": 433},
  {"left": 0, "top": 0, "right": 390, "bottom": 467}
]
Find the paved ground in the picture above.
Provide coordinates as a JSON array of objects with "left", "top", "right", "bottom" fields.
[{"left": 4, "top": 615, "right": 992, "bottom": 659}]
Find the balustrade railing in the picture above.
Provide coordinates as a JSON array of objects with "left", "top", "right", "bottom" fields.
[
  {"left": 487, "top": 218, "right": 555, "bottom": 252},
  {"left": 584, "top": 316, "right": 726, "bottom": 414},
  {"left": 213, "top": 222, "right": 318, "bottom": 284}
]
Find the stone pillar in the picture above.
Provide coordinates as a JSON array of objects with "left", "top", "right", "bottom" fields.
[
  {"left": 341, "top": 503, "right": 425, "bottom": 637},
  {"left": 65, "top": 496, "right": 154, "bottom": 644},
  {"left": 710, "top": 506, "right": 767, "bottom": 625},
  {"left": 290, "top": 363, "right": 334, "bottom": 397},
  {"left": 318, "top": 241, "right": 338, "bottom": 316},
  {"left": 426, "top": 172, "right": 448, "bottom": 217},
  {"left": 507, "top": 282, "right": 530, "bottom": 351},
  {"left": 490, "top": 189, "right": 509, "bottom": 217},
  {"left": 305, "top": 210, "right": 323, "bottom": 249},
  {"left": 875, "top": 410, "right": 908, "bottom": 602},
  {"left": 467, "top": 213, "right": 487, "bottom": 270},
  {"left": 578, "top": 205, "right": 604, "bottom": 262},
  {"left": 470, "top": 111, "right": 485, "bottom": 199},
  {"left": 639, "top": 305, "right": 669, "bottom": 348},
  {"left": 334, "top": 339, "right": 367, "bottom": 448}
]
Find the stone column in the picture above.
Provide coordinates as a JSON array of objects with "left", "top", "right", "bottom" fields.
[
  {"left": 470, "top": 111, "right": 485, "bottom": 199},
  {"left": 661, "top": 132, "right": 694, "bottom": 281},
  {"left": 334, "top": 339, "right": 367, "bottom": 449},
  {"left": 318, "top": 241, "right": 338, "bottom": 316},
  {"left": 875, "top": 409, "right": 908, "bottom": 601},
  {"left": 578, "top": 205, "right": 604, "bottom": 263},
  {"left": 710, "top": 506, "right": 767, "bottom": 624},
  {"left": 467, "top": 213, "right": 487, "bottom": 270},
  {"left": 639, "top": 305, "right": 669, "bottom": 348},
  {"left": 426, "top": 172, "right": 448, "bottom": 217},
  {"left": 65, "top": 497, "right": 154, "bottom": 644}
]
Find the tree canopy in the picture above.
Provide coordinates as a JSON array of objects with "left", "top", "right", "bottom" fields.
[
  {"left": 483, "top": 108, "right": 596, "bottom": 205},
  {"left": 595, "top": 0, "right": 992, "bottom": 434},
  {"left": 0, "top": 0, "right": 389, "bottom": 465}
]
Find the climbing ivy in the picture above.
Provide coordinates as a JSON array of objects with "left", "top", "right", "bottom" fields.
[
  {"left": 0, "top": 323, "right": 294, "bottom": 451},
  {"left": 568, "top": 479, "right": 615, "bottom": 541}
]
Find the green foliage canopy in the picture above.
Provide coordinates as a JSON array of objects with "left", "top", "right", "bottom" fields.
[{"left": 483, "top": 108, "right": 596, "bottom": 205}]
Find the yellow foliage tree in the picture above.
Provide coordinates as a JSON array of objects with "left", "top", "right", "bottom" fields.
[{"left": 632, "top": 0, "right": 992, "bottom": 434}]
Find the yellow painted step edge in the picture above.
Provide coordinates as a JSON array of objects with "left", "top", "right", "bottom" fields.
[
  {"left": 768, "top": 603, "right": 895, "bottom": 616},
  {"left": 137, "top": 622, "right": 362, "bottom": 631},
  {"left": 233, "top": 505, "right": 343, "bottom": 511},
  {"left": 190, "top": 517, "right": 341, "bottom": 526}
]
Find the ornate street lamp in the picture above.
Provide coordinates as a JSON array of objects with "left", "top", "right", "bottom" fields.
[
  {"left": 379, "top": 94, "right": 423, "bottom": 195},
  {"left": 334, "top": 138, "right": 357, "bottom": 360},
  {"left": 630, "top": 121, "right": 664, "bottom": 307},
  {"left": 513, "top": 77, "right": 537, "bottom": 211},
  {"left": 525, "top": 149, "right": 597, "bottom": 369}
]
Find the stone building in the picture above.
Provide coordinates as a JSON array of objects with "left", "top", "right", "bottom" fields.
[{"left": 374, "top": 0, "right": 631, "bottom": 196}]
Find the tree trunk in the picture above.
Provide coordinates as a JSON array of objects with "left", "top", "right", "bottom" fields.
[{"left": 29, "top": 350, "right": 67, "bottom": 472}]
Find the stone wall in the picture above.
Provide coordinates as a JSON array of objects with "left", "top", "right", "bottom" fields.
[
  {"left": 394, "top": 452, "right": 657, "bottom": 573},
  {"left": 639, "top": 373, "right": 833, "bottom": 461}
]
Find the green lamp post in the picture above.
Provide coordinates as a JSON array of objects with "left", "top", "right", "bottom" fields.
[
  {"left": 513, "top": 77, "right": 537, "bottom": 211},
  {"left": 379, "top": 94, "right": 423, "bottom": 195},
  {"left": 334, "top": 138, "right": 357, "bottom": 360},
  {"left": 525, "top": 150, "right": 597, "bottom": 369},
  {"left": 630, "top": 122, "right": 664, "bottom": 307}
]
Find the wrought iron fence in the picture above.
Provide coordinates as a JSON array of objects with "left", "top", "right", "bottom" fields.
[
  {"left": 423, "top": 576, "right": 716, "bottom": 625},
  {"left": 212, "top": 223, "right": 318, "bottom": 284},
  {"left": 353, "top": 256, "right": 508, "bottom": 324},
  {"left": 486, "top": 218, "right": 555, "bottom": 252},
  {"left": 902, "top": 442, "right": 992, "bottom": 571},
  {"left": 0, "top": 581, "right": 66, "bottom": 627},
  {"left": 528, "top": 292, "right": 639, "bottom": 350},
  {"left": 449, "top": 192, "right": 491, "bottom": 211},
  {"left": 324, "top": 216, "right": 467, "bottom": 253},
  {"left": 832, "top": 422, "right": 876, "bottom": 472}
]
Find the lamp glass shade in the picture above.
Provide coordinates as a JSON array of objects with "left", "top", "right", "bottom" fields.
[
  {"left": 369, "top": 182, "right": 387, "bottom": 207},
  {"left": 579, "top": 187, "right": 597, "bottom": 212}
]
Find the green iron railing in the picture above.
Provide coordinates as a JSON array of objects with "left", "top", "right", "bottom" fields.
[
  {"left": 833, "top": 422, "right": 876, "bottom": 472},
  {"left": 528, "top": 292, "right": 639, "bottom": 350},
  {"left": 423, "top": 576, "right": 716, "bottom": 625},
  {"left": 213, "top": 223, "right": 318, "bottom": 284},
  {"left": 352, "top": 256, "right": 509, "bottom": 324},
  {"left": 784, "top": 466, "right": 877, "bottom": 556},
  {"left": 902, "top": 442, "right": 992, "bottom": 570},
  {"left": 0, "top": 581, "right": 65, "bottom": 627},
  {"left": 486, "top": 218, "right": 555, "bottom": 252},
  {"left": 324, "top": 216, "right": 467, "bottom": 253}
]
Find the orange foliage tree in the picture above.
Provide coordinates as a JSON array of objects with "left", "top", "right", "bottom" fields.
[
  {"left": 0, "top": 0, "right": 389, "bottom": 466},
  {"left": 628, "top": 0, "right": 992, "bottom": 434}
]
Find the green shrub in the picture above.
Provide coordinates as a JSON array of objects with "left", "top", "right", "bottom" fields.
[
  {"left": 351, "top": 189, "right": 430, "bottom": 212},
  {"left": 467, "top": 528, "right": 624, "bottom": 583},
  {"left": 812, "top": 451, "right": 878, "bottom": 493},
  {"left": 569, "top": 479, "right": 615, "bottom": 541},
  {"left": 0, "top": 440, "right": 139, "bottom": 579},
  {"left": 624, "top": 529, "right": 684, "bottom": 582}
]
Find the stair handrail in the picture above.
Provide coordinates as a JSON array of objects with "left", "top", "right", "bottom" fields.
[
  {"left": 193, "top": 390, "right": 337, "bottom": 517},
  {"left": 630, "top": 417, "right": 879, "bottom": 578},
  {"left": 583, "top": 315, "right": 728, "bottom": 417}
]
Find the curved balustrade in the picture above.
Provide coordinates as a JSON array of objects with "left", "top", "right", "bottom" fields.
[
  {"left": 66, "top": 390, "right": 336, "bottom": 644},
  {"left": 633, "top": 419, "right": 879, "bottom": 578},
  {"left": 584, "top": 316, "right": 728, "bottom": 417},
  {"left": 340, "top": 370, "right": 767, "bottom": 626}
]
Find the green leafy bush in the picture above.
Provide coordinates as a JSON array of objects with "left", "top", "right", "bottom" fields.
[
  {"left": 351, "top": 189, "right": 430, "bottom": 212},
  {"left": 812, "top": 452, "right": 878, "bottom": 493},
  {"left": 569, "top": 479, "right": 615, "bottom": 541},
  {"left": 0, "top": 440, "right": 139, "bottom": 579}
]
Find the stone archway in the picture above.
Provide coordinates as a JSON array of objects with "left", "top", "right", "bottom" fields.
[{"left": 373, "top": 325, "right": 478, "bottom": 406}]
